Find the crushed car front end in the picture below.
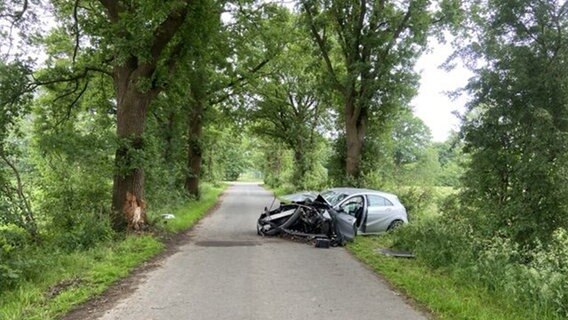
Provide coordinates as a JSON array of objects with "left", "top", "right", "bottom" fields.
[{"left": 257, "top": 195, "right": 356, "bottom": 247}]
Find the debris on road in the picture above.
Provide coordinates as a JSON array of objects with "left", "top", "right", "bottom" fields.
[{"left": 376, "top": 248, "right": 416, "bottom": 259}]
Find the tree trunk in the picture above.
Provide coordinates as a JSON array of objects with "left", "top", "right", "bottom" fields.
[
  {"left": 163, "top": 111, "right": 176, "bottom": 163},
  {"left": 185, "top": 99, "right": 203, "bottom": 199},
  {"left": 344, "top": 98, "right": 366, "bottom": 183},
  {"left": 293, "top": 149, "right": 306, "bottom": 185},
  {"left": 110, "top": 65, "right": 157, "bottom": 231}
]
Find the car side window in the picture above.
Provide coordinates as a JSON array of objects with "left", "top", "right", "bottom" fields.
[
  {"left": 339, "top": 196, "right": 364, "bottom": 215},
  {"left": 367, "top": 195, "right": 393, "bottom": 207}
]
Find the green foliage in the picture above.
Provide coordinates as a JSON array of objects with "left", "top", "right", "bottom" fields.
[
  {"left": 200, "top": 121, "right": 250, "bottom": 183},
  {"left": 28, "top": 74, "right": 116, "bottom": 250},
  {"left": 0, "top": 185, "right": 224, "bottom": 319},
  {"left": 356, "top": 110, "right": 446, "bottom": 189},
  {"left": 392, "top": 110, "right": 433, "bottom": 167},
  {"left": 0, "top": 236, "right": 164, "bottom": 320},
  {"left": 0, "top": 61, "right": 37, "bottom": 238},
  {"left": 433, "top": 133, "right": 464, "bottom": 187},
  {"left": 260, "top": 141, "right": 295, "bottom": 189},
  {"left": 151, "top": 183, "right": 225, "bottom": 232},
  {"left": 459, "top": 0, "right": 568, "bottom": 245},
  {"left": 395, "top": 187, "right": 436, "bottom": 220},
  {"left": 391, "top": 179, "right": 568, "bottom": 318},
  {"left": 0, "top": 61, "right": 33, "bottom": 138},
  {"left": 391, "top": 214, "right": 568, "bottom": 318},
  {"left": 349, "top": 235, "right": 560, "bottom": 320},
  {"left": 302, "top": 0, "right": 436, "bottom": 179},
  {"left": 248, "top": 12, "right": 332, "bottom": 190},
  {"left": 0, "top": 225, "right": 32, "bottom": 290}
]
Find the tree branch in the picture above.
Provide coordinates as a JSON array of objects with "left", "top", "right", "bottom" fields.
[
  {"left": 29, "top": 66, "right": 111, "bottom": 90},
  {"left": 355, "top": 0, "right": 366, "bottom": 59},
  {"left": 303, "top": 2, "right": 345, "bottom": 92},
  {"left": 0, "top": 0, "right": 29, "bottom": 22},
  {"left": 0, "top": 148, "right": 36, "bottom": 238},
  {"left": 72, "top": 0, "right": 80, "bottom": 64},
  {"left": 387, "top": 4, "right": 413, "bottom": 54},
  {"left": 150, "top": 2, "right": 191, "bottom": 62},
  {"left": 98, "top": 0, "right": 123, "bottom": 23},
  {"left": 53, "top": 78, "right": 90, "bottom": 127},
  {"left": 208, "top": 58, "right": 271, "bottom": 105}
]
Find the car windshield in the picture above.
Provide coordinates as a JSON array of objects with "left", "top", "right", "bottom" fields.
[{"left": 320, "top": 190, "right": 348, "bottom": 206}]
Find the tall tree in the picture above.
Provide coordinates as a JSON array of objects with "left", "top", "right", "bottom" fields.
[
  {"left": 301, "top": 0, "right": 444, "bottom": 182},
  {"left": 95, "top": 1, "right": 192, "bottom": 230},
  {"left": 180, "top": 2, "right": 284, "bottom": 197},
  {"left": 250, "top": 40, "right": 331, "bottom": 188},
  {"left": 2, "top": 1, "right": 197, "bottom": 231},
  {"left": 460, "top": 0, "right": 568, "bottom": 244}
]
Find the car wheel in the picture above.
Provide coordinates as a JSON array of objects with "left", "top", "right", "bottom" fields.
[{"left": 387, "top": 220, "right": 404, "bottom": 231}]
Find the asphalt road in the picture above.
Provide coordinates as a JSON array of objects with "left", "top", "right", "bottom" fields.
[{"left": 98, "top": 183, "right": 427, "bottom": 320}]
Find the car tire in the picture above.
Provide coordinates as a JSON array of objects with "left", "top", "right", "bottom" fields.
[{"left": 387, "top": 220, "right": 404, "bottom": 231}]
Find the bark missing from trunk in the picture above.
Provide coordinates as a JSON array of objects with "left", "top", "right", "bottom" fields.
[{"left": 123, "top": 191, "right": 146, "bottom": 231}]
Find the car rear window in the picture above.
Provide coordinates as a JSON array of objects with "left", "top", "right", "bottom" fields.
[{"left": 367, "top": 195, "right": 393, "bottom": 207}]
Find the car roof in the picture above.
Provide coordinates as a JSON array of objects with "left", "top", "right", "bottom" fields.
[{"left": 324, "top": 187, "right": 398, "bottom": 199}]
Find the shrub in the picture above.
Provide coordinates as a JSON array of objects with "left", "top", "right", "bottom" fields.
[
  {"left": 392, "top": 210, "right": 568, "bottom": 318},
  {"left": 0, "top": 225, "right": 32, "bottom": 290},
  {"left": 393, "top": 186, "right": 435, "bottom": 221},
  {"left": 49, "top": 210, "right": 114, "bottom": 251},
  {"left": 393, "top": 215, "right": 476, "bottom": 270}
]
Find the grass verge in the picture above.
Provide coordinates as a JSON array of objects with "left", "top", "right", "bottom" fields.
[
  {"left": 0, "top": 183, "right": 226, "bottom": 320},
  {"left": 269, "top": 184, "right": 539, "bottom": 319},
  {"left": 347, "top": 235, "right": 549, "bottom": 320}
]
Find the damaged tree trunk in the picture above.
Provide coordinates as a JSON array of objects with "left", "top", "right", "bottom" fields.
[
  {"left": 99, "top": 1, "right": 190, "bottom": 231},
  {"left": 110, "top": 64, "right": 158, "bottom": 230}
]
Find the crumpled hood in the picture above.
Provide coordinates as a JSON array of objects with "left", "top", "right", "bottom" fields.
[{"left": 280, "top": 191, "right": 318, "bottom": 203}]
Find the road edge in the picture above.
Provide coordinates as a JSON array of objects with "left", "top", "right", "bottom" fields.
[{"left": 61, "top": 187, "right": 229, "bottom": 320}]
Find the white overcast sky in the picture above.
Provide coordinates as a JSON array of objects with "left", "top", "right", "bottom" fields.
[{"left": 412, "top": 39, "right": 473, "bottom": 142}]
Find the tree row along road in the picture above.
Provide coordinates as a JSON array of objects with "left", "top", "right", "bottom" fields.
[{"left": 98, "top": 183, "right": 427, "bottom": 320}]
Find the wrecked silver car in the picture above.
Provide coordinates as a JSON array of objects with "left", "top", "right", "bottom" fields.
[
  {"left": 257, "top": 188, "right": 408, "bottom": 247},
  {"left": 257, "top": 194, "right": 357, "bottom": 247}
]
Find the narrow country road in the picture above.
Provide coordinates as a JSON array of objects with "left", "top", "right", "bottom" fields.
[{"left": 98, "top": 183, "right": 427, "bottom": 320}]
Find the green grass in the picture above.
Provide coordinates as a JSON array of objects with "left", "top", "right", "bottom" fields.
[
  {"left": 155, "top": 183, "right": 226, "bottom": 233},
  {"left": 348, "top": 235, "right": 556, "bottom": 320},
  {"left": 0, "top": 184, "right": 226, "bottom": 320}
]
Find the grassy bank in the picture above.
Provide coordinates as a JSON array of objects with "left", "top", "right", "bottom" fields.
[
  {"left": 0, "top": 184, "right": 226, "bottom": 320},
  {"left": 348, "top": 235, "right": 558, "bottom": 320}
]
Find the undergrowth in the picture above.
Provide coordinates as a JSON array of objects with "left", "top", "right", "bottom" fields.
[{"left": 348, "top": 235, "right": 561, "bottom": 320}]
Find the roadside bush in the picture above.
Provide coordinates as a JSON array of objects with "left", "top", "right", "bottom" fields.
[
  {"left": 394, "top": 187, "right": 435, "bottom": 221},
  {"left": 0, "top": 225, "right": 32, "bottom": 290},
  {"left": 393, "top": 215, "right": 476, "bottom": 270},
  {"left": 50, "top": 210, "right": 114, "bottom": 251},
  {"left": 392, "top": 210, "right": 568, "bottom": 318}
]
